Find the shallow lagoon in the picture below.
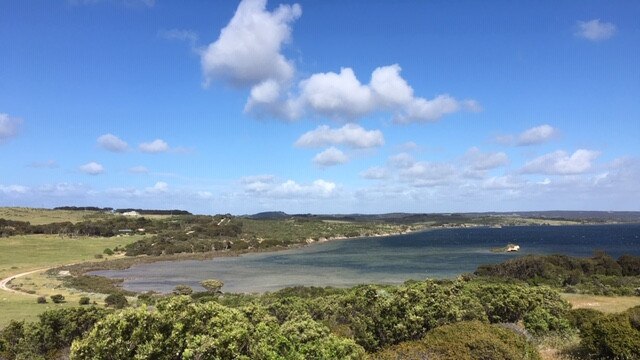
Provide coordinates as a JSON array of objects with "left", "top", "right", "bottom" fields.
[{"left": 92, "top": 224, "right": 640, "bottom": 293}]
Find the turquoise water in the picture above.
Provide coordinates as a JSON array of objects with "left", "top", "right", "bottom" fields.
[{"left": 92, "top": 224, "right": 640, "bottom": 293}]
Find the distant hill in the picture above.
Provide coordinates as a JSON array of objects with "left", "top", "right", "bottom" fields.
[
  {"left": 247, "top": 211, "right": 290, "bottom": 220},
  {"left": 244, "top": 211, "right": 640, "bottom": 223},
  {"left": 53, "top": 206, "right": 192, "bottom": 216}
]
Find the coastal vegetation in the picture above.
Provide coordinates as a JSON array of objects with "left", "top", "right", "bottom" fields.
[{"left": 1, "top": 208, "right": 640, "bottom": 359}]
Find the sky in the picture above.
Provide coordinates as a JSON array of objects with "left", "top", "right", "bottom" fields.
[{"left": 1, "top": 0, "right": 639, "bottom": 214}]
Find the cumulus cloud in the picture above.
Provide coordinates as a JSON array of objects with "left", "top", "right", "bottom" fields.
[
  {"left": 0, "top": 184, "right": 29, "bottom": 195},
  {"left": 399, "top": 161, "right": 457, "bottom": 187},
  {"left": 79, "top": 162, "right": 105, "bottom": 175},
  {"left": 313, "top": 147, "right": 349, "bottom": 167},
  {"left": 129, "top": 165, "right": 149, "bottom": 174},
  {"left": 97, "top": 133, "right": 128, "bottom": 152},
  {"left": 250, "top": 64, "right": 479, "bottom": 122},
  {"left": 521, "top": 149, "right": 600, "bottom": 175},
  {"left": 360, "top": 166, "right": 388, "bottom": 180},
  {"left": 388, "top": 153, "right": 416, "bottom": 169},
  {"left": 200, "top": 0, "right": 301, "bottom": 87},
  {"left": 0, "top": 113, "right": 22, "bottom": 143},
  {"left": 517, "top": 124, "right": 558, "bottom": 145},
  {"left": 200, "top": 2, "right": 478, "bottom": 124},
  {"left": 242, "top": 175, "right": 337, "bottom": 198},
  {"left": 139, "top": 139, "right": 169, "bottom": 153},
  {"left": 295, "top": 123, "right": 384, "bottom": 149},
  {"left": 576, "top": 19, "right": 616, "bottom": 41},
  {"left": 147, "top": 181, "right": 168, "bottom": 193},
  {"left": 496, "top": 124, "right": 558, "bottom": 146},
  {"left": 463, "top": 147, "right": 508, "bottom": 170}
]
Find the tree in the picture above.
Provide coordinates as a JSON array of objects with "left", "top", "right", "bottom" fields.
[
  {"left": 50, "top": 294, "right": 65, "bottom": 304},
  {"left": 200, "top": 279, "right": 224, "bottom": 293},
  {"left": 104, "top": 293, "right": 128, "bottom": 309},
  {"left": 173, "top": 285, "right": 193, "bottom": 296}
]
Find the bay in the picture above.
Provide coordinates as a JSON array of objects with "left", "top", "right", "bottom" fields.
[{"left": 91, "top": 224, "right": 640, "bottom": 293}]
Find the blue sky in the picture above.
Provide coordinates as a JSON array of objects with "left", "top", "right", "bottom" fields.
[{"left": 1, "top": 0, "right": 639, "bottom": 214}]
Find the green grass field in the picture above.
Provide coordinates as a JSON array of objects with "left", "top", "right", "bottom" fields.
[
  {"left": 0, "top": 234, "right": 140, "bottom": 327},
  {"left": 562, "top": 293, "right": 640, "bottom": 313},
  {"left": 0, "top": 207, "right": 105, "bottom": 225}
]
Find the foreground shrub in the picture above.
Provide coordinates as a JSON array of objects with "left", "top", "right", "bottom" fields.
[
  {"left": 71, "top": 297, "right": 365, "bottom": 360},
  {"left": 577, "top": 307, "right": 640, "bottom": 359},
  {"left": 370, "top": 321, "right": 541, "bottom": 360},
  {"left": 0, "top": 307, "right": 108, "bottom": 360}
]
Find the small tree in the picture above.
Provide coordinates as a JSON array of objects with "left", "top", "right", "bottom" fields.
[
  {"left": 104, "top": 293, "right": 128, "bottom": 309},
  {"left": 200, "top": 279, "right": 224, "bottom": 293},
  {"left": 50, "top": 294, "right": 65, "bottom": 304},
  {"left": 79, "top": 297, "right": 91, "bottom": 305},
  {"left": 173, "top": 285, "right": 193, "bottom": 296}
]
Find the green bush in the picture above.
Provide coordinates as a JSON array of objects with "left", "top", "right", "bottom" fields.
[
  {"left": 104, "top": 293, "right": 128, "bottom": 309},
  {"left": 70, "top": 297, "right": 365, "bottom": 360},
  {"left": 371, "top": 321, "right": 541, "bottom": 360},
  {"left": 578, "top": 309, "right": 640, "bottom": 359},
  {"left": 36, "top": 296, "right": 46, "bottom": 304},
  {"left": 173, "top": 285, "right": 193, "bottom": 295},
  {"left": 79, "top": 297, "right": 91, "bottom": 305},
  {"left": 50, "top": 294, "right": 65, "bottom": 304},
  {"left": 103, "top": 248, "right": 114, "bottom": 256}
]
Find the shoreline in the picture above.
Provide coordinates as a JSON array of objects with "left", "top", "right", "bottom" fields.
[{"left": 48, "top": 221, "right": 634, "bottom": 295}]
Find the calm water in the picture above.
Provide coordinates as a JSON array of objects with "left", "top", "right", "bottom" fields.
[{"left": 92, "top": 224, "right": 640, "bottom": 293}]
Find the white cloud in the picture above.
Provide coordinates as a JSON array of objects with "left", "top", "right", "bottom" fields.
[
  {"left": 394, "top": 94, "right": 462, "bottom": 124},
  {"left": 295, "top": 123, "right": 384, "bottom": 149},
  {"left": 517, "top": 124, "right": 558, "bottom": 146},
  {"left": 298, "top": 68, "right": 374, "bottom": 119},
  {"left": 129, "top": 165, "right": 149, "bottom": 174},
  {"left": 576, "top": 19, "right": 616, "bottom": 41},
  {"left": 139, "top": 139, "right": 169, "bottom": 153},
  {"left": 496, "top": 124, "right": 558, "bottom": 146},
  {"left": 463, "top": 147, "right": 508, "bottom": 170},
  {"left": 0, "top": 184, "right": 29, "bottom": 195},
  {"left": 79, "top": 162, "right": 105, "bottom": 175},
  {"left": 246, "top": 64, "right": 479, "bottom": 123},
  {"left": 97, "top": 133, "right": 128, "bottom": 152},
  {"left": 522, "top": 149, "right": 600, "bottom": 175},
  {"left": 242, "top": 176, "right": 337, "bottom": 198},
  {"left": 147, "top": 181, "right": 168, "bottom": 193},
  {"left": 0, "top": 113, "right": 22, "bottom": 143},
  {"left": 482, "top": 176, "right": 524, "bottom": 190},
  {"left": 399, "top": 161, "right": 457, "bottom": 187},
  {"left": 360, "top": 166, "right": 388, "bottom": 180},
  {"left": 388, "top": 153, "right": 415, "bottom": 168},
  {"left": 200, "top": 0, "right": 301, "bottom": 87},
  {"left": 312, "top": 147, "right": 348, "bottom": 167}
]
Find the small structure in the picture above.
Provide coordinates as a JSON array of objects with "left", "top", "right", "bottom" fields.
[{"left": 506, "top": 244, "right": 520, "bottom": 252}]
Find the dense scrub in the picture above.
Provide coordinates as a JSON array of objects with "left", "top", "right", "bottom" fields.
[
  {"left": 1, "top": 278, "right": 567, "bottom": 359},
  {"left": 569, "top": 306, "right": 640, "bottom": 359},
  {"left": 476, "top": 252, "right": 640, "bottom": 295},
  {"left": 370, "top": 321, "right": 541, "bottom": 360},
  {"left": 0, "top": 307, "right": 108, "bottom": 360}
]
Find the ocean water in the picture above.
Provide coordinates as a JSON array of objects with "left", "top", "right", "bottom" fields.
[{"left": 91, "top": 224, "right": 640, "bottom": 293}]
